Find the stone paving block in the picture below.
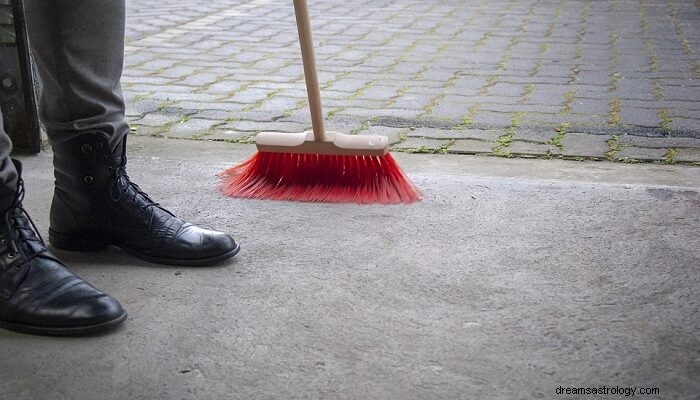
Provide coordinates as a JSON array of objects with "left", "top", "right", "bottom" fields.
[
  {"left": 130, "top": 112, "right": 183, "bottom": 128},
  {"left": 139, "top": 59, "right": 178, "bottom": 71},
  {"left": 152, "top": 65, "right": 199, "bottom": 80},
  {"left": 124, "top": 98, "right": 162, "bottom": 117},
  {"left": 392, "top": 62, "right": 426, "bottom": 75},
  {"left": 504, "top": 59, "right": 539, "bottom": 71},
  {"left": 337, "top": 108, "right": 421, "bottom": 120},
  {"left": 575, "top": 71, "right": 614, "bottom": 86},
  {"left": 210, "top": 43, "right": 243, "bottom": 57},
  {"left": 555, "top": 132, "right": 611, "bottom": 158},
  {"left": 489, "top": 83, "right": 525, "bottom": 97},
  {"left": 537, "top": 65, "right": 576, "bottom": 78},
  {"left": 172, "top": 101, "right": 248, "bottom": 115},
  {"left": 515, "top": 128, "right": 557, "bottom": 143},
  {"left": 617, "top": 79, "right": 655, "bottom": 101},
  {"left": 323, "top": 99, "right": 386, "bottom": 110},
  {"left": 528, "top": 87, "right": 572, "bottom": 106},
  {"left": 127, "top": 124, "right": 166, "bottom": 136},
  {"left": 448, "top": 140, "right": 495, "bottom": 154},
  {"left": 177, "top": 73, "right": 220, "bottom": 87},
  {"left": 360, "top": 85, "right": 401, "bottom": 101},
  {"left": 225, "top": 88, "right": 274, "bottom": 104},
  {"left": 506, "top": 141, "right": 557, "bottom": 156},
  {"left": 504, "top": 76, "right": 570, "bottom": 85},
  {"left": 471, "top": 112, "right": 513, "bottom": 127},
  {"left": 277, "top": 108, "right": 312, "bottom": 124},
  {"left": 663, "top": 100, "right": 700, "bottom": 112},
  {"left": 250, "top": 57, "right": 291, "bottom": 71},
  {"left": 663, "top": 85, "right": 700, "bottom": 102},
  {"left": 323, "top": 118, "right": 364, "bottom": 134},
  {"left": 392, "top": 138, "right": 449, "bottom": 151},
  {"left": 617, "top": 136, "right": 700, "bottom": 149},
  {"left": 254, "top": 97, "right": 302, "bottom": 115},
  {"left": 454, "top": 129, "right": 501, "bottom": 142},
  {"left": 426, "top": 102, "right": 466, "bottom": 119},
  {"left": 438, "top": 93, "right": 479, "bottom": 104},
  {"left": 122, "top": 76, "right": 177, "bottom": 85},
  {"left": 482, "top": 103, "right": 561, "bottom": 114},
  {"left": 669, "top": 118, "right": 700, "bottom": 136},
  {"left": 522, "top": 113, "right": 571, "bottom": 126},
  {"left": 318, "top": 90, "right": 354, "bottom": 100},
  {"left": 235, "top": 110, "right": 292, "bottom": 123},
  {"left": 150, "top": 92, "right": 223, "bottom": 102},
  {"left": 206, "top": 80, "right": 244, "bottom": 94},
  {"left": 329, "top": 79, "right": 370, "bottom": 93},
  {"left": 231, "top": 51, "right": 267, "bottom": 63},
  {"left": 127, "top": 84, "right": 195, "bottom": 94},
  {"left": 361, "top": 56, "right": 397, "bottom": 69},
  {"left": 406, "top": 127, "right": 494, "bottom": 140},
  {"left": 163, "top": 118, "right": 219, "bottom": 139},
  {"left": 620, "top": 108, "right": 660, "bottom": 127},
  {"left": 571, "top": 99, "right": 611, "bottom": 115},
  {"left": 674, "top": 148, "right": 700, "bottom": 163},
  {"left": 616, "top": 147, "right": 669, "bottom": 161},
  {"left": 124, "top": 51, "right": 159, "bottom": 66},
  {"left": 448, "top": 76, "right": 491, "bottom": 92},
  {"left": 191, "top": 40, "right": 224, "bottom": 50}
]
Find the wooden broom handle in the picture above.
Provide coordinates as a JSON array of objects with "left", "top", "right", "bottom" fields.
[{"left": 293, "top": 0, "right": 326, "bottom": 142}]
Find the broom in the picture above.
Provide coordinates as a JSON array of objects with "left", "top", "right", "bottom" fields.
[{"left": 219, "top": 0, "right": 421, "bottom": 204}]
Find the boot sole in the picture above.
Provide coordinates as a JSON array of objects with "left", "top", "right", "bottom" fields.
[
  {"left": 49, "top": 229, "right": 241, "bottom": 267},
  {"left": 0, "top": 311, "right": 127, "bottom": 337},
  {"left": 120, "top": 241, "right": 241, "bottom": 267}
]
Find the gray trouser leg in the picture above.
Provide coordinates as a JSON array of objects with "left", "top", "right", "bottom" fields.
[
  {"left": 2, "top": 0, "right": 127, "bottom": 210},
  {"left": 23, "top": 0, "right": 129, "bottom": 154},
  {"left": 0, "top": 108, "right": 18, "bottom": 211}
]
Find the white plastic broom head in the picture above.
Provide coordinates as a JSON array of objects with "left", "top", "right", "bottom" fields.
[{"left": 255, "top": 131, "right": 389, "bottom": 157}]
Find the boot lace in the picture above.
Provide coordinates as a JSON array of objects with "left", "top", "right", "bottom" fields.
[
  {"left": 109, "top": 156, "right": 173, "bottom": 215},
  {"left": 1, "top": 179, "right": 47, "bottom": 264}
]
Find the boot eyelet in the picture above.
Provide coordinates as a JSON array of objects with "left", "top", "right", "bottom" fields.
[
  {"left": 83, "top": 176, "right": 94, "bottom": 184},
  {"left": 1, "top": 239, "right": 6, "bottom": 245},
  {"left": 130, "top": 198, "right": 137, "bottom": 203},
  {"left": 96, "top": 142, "right": 104, "bottom": 149},
  {"left": 8, "top": 252, "right": 16, "bottom": 259},
  {"left": 81, "top": 144, "right": 93, "bottom": 154},
  {"left": 15, "top": 264, "right": 21, "bottom": 269},
  {"left": 106, "top": 166, "right": 114, "bottom": 173}
]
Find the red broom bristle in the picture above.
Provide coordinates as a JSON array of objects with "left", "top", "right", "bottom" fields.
[{"left": 218, "top": 151, "right": 421, "bottom": 204}]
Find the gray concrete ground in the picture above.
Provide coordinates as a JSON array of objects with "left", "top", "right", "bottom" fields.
[
  {"left": 122, "top": 0, "right": 700, "bottom": 163},
  {"left": 1, "top": 137, "right": 698, "bottom": 399}
]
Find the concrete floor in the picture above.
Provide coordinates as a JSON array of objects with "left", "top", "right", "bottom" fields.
[{"left": 1, "top": 137, "right": 698, "bottom": 400}]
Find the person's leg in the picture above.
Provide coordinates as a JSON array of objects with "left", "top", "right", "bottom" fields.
[
  {"left": 0, "top": 118, "right": 18, "bottom": 212},
  {"left": 23, "top": 0, "right": 129, "bottom": 152},
  {"left": 0, "top": 110, "right": 126, "bottom": 336},
  {"left": 23, "top": 0, "right": 239, "bottom": 266}
]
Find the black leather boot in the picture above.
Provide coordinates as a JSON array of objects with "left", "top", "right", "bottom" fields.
[
  {"left": 0, "top": 160, "right": 126, "bottom": 336},
  {"left": 49, "top": 133, "right": 240, "bottom": 266}
]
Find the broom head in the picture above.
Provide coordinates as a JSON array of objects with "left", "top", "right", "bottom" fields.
[{"left": 219, "top": 131, "right": 421, "bottom": 204}]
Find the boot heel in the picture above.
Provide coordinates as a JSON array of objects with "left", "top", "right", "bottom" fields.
[{"left": 49, "top": 229, "right": 108, "bottom": 252}]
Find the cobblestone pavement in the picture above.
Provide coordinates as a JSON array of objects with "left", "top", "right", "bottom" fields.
[{"left": 123, "top": 0, "right": 700, "bottom": 164}]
